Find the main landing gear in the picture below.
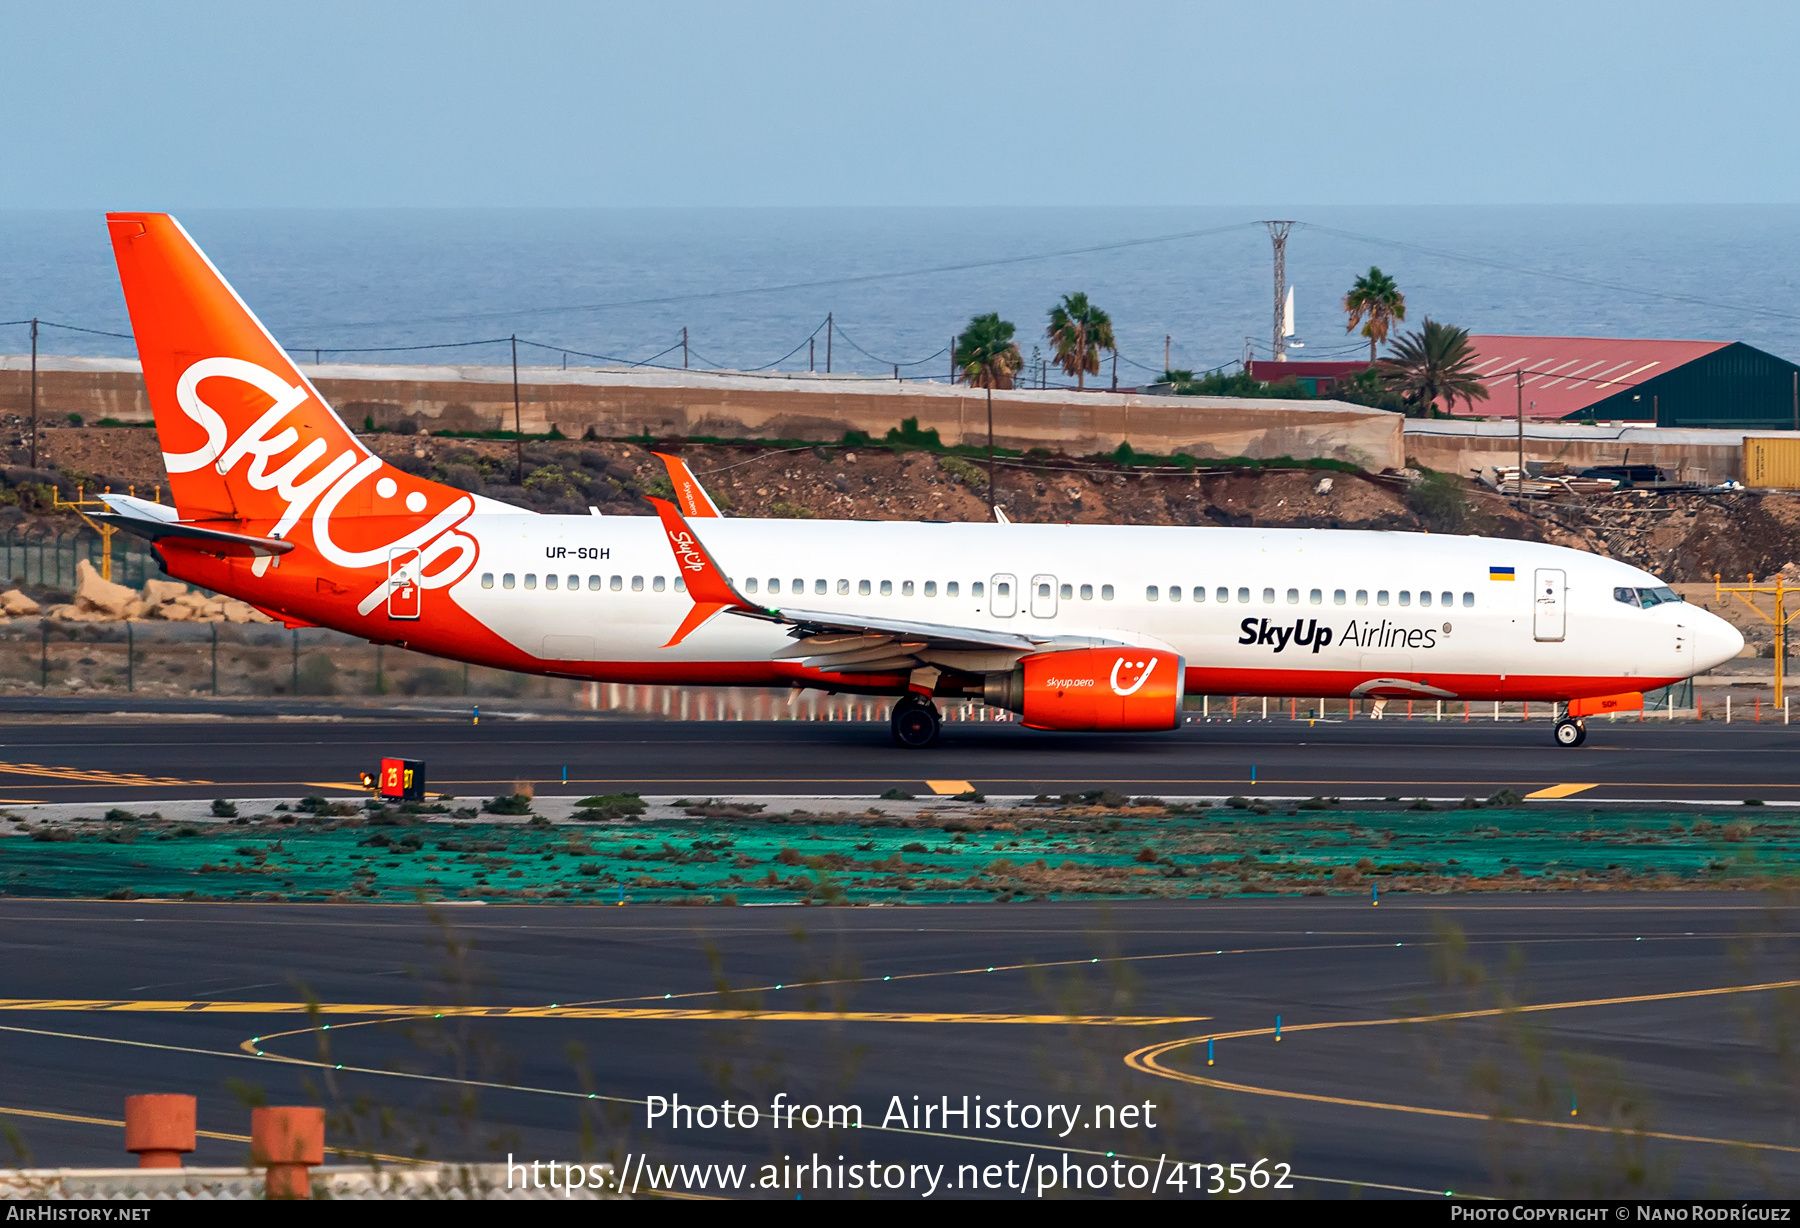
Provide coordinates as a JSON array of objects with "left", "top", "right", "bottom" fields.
[
  {"left": 1554, "top": 717, "right": 1587, "bottom": 747},
  {"left": 890, "top": 694, "right": 941, "bottom": 749}
]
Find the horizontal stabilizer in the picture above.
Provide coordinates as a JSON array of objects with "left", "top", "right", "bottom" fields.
[{"left": 94, "top": 495, "right": 295, "bottom": 560}]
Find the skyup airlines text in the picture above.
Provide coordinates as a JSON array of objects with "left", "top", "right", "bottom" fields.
[{"left": 1238, "top": 617, "right": 1439, "bottom": 653}]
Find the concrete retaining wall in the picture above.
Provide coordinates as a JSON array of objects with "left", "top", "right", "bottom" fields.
[
  {"left": 0, "top": 356, "right": 1404, "bottom": 470},
  {"left": 1402, "top": 419, "right": 1799, "bottom": 484}
]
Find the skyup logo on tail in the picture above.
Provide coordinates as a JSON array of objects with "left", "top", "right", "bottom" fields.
[
  {"left": 169, "top": 356, "right": 480, "bottom": 613},
  {"left": 1237, "top": 618, "right": 1442, "bottom": 654}
]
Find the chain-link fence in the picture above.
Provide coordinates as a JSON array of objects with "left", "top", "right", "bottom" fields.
[{"left": 0, "top": 525, "right": 173, "bottom": 591}]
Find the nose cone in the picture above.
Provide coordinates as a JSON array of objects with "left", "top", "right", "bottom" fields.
[{"left": 1693, "top": 607, "right": 1744, "bottom": 674}]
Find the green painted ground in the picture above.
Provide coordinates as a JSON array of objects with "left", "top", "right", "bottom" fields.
[{"left": 3, "top": 797, "right": 1799, "bottom": 904}]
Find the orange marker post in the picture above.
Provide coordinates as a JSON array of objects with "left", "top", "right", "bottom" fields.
[
  {"left": 252, "top": 1106, "right": 325, "bottom": 1200},
  {"left": 124, "top": 1094, "right": 195, "bottom": 1168}
]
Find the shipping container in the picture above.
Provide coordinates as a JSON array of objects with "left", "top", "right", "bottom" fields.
[{"left": 1743, "top": 436, "right": 1800, "bottom": 488}]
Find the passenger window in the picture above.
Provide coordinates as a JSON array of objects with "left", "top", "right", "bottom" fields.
[
  {"left": 545, "top": 575, "right": 559, "bottom": 591},
  {"left": 1237, "top": 587, "right": 1250, "bottom": 603},
  {"left": 1262, "top": 587, "right": 1275, "bottom": 604},
  {"left": 611, "top": 576, "right": 622, "bottom": 591},
  {"left": 653, "top": 576, "right": 665, "bottom": 592},
  {"left": 1168, "top": 585, "right": 1181, "bottom": 602},
  {"left": 815, "top": 579, "right": 826, "bottom": 595},
  {"left": 674, "top": 578, "right": 685, "bottom": 593},
  {"left": 1355, "top": 589, "right": 1368, "bottom": 605},
  {"left": 1334, "top": 589, "right": 1346, "bottom": 604},
  {"left": 1193, "top": 587, "right": 1205, "bottom": 602},
  {"left": 1462, "top": 592, "right": 1474, "bottom": 607},
  {"left": 587, "top": 575, "right": 600, "bottom": 590},
  {"left": 481, "top": 573, "right": 494, "bottom": 589},
  {"left": 1441, "top": 591, "right": 1453, "bottom": 607},
  {"left": 949, "top": 581, "right": 961, "bottom": 597},
  {"left": 838, "top": 579, "right": 850, "bottom": 595},
  {"left": 746, "top": 578, "right": 759, "bottom": 594},
  {"left": 1059, "top": 583, "right": 1072, "bottom": 600},
  {"left": 1377, "top": 590, "right": 1389, "bottom": 606},
  {"left": 924, "top": 581, "right": 937, "bottom": 597},
  {"left": 568, "top": 574, "right": 579, "bottom": 590},
  {"left": 1101, "top": 585, "right": 1115, "bottom": 600},
  {"left": 1146, "top": 586, "right": 1159, "bottom": 602},
  {"left": 631, "top": 576, "right": 644, "bottom": 592},
  {"left": 996, "top": 582, "right": 1010, "bottom": 598},
  {"left": 880, "top": 580, "right": 892, "bottom": 596},
  {"left": 1419, "top": 591, "right": 1432, "bottom": 607},
  {"left": 1080, "top": 584, "right": 1093, "bottom": 600},
  {"left": 1286, "top": 588, "right": 1299, "bottom": 604},
  {"left": 1038, "top": 582, "right": 1051, "bottom": 599},
  {"left": 524, "top": 574, "right": 537, "bottom": 590},
  {"left": 1310, "top": 588, "right": 1322, "bottom": 604},
  {"left": 902, "top": 581, "right": 913, "bottom": 596},
  {"left": 1217, "top": 587, "right": 1229, "bottom": 603},
  {"left": 858, "top": 580, "right": 871, "bottom": 596},
  {"left": 503, "top": 574, "right": 515, "bottom": 589},
  {"left": 1398, "top": 591, "right": 1411, "bottom": 606}
]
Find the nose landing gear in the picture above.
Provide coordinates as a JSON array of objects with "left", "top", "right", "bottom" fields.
[
  {"left": 1554, "top": 717, "right": 1587, "bottom": 747},
  {"left": 891, "top": 694, "right": 941, "bottom": 748}
]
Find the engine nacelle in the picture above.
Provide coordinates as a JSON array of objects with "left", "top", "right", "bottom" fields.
[{"left": 983, "top": 647, "right": 1185, "bottom": 732}]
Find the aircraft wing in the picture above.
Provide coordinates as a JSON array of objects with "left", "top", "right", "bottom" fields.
[
  {"left": 731, "top": 604, "right": 1127, "bottom": 675},
  {"left": 646, "top": 494, "right": 1127, "bottom": 673}
]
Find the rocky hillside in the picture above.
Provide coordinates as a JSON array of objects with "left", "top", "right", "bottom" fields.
[{"left": 6, "top": 423, "right": 1795, "bottom": 585}]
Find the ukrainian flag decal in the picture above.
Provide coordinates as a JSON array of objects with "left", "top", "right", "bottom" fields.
[{"left": 1490, "top": 566, "right": 1516, "bottom": 581}]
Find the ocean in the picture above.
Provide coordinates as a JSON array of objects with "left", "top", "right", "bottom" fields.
[{"left": 3, "top": 206, "right": 1799, "bottom": 380}]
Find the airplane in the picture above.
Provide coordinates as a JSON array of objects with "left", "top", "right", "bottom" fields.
[{"left": 95, "top": 213, "right": 1744, "bottom": 750}]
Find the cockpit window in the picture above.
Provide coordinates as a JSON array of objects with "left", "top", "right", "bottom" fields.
[{"left": 1615, "top": 585, "right": 1684, "bottom": 608}]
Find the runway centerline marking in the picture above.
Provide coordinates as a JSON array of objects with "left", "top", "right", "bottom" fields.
[
  {"left": 1526, "top": 783, "right": 1598, "bottom": 799},
  {"left": 1126, "top": 977, "right": 1800, "bottom": 1156},
  {"left": 0, "top": 999, "right": 1203, "bottom": 1026}
]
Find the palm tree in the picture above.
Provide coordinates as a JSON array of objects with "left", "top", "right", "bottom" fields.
[
  {"left": 1342, "top": 267, "right": 1406, "bottom": 363},
  {"left": 954, "top": 313, "right": 1024, "bottom": 513},
  {"left": 1046, "top": 292, "right": 1115, "bottom": 391},
  {"left": 1377, "top": 318, "right": 1491, "bottom": 416}
]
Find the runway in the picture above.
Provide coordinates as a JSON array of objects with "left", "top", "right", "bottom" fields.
[
  {"left": 2, "top": 894, "right": 1798, "bottom": 1197},
  {"left": 0, "top": 714, "right": 1792, "bottom": 805}
]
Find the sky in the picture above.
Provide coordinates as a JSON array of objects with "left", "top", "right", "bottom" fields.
[{"left": 5, "top": 0, "right": 1800, "bottom": 209}]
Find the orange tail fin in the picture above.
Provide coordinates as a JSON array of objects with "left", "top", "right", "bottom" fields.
[{"left": 106, "top": 213, "right": 482, "bottom": 610}]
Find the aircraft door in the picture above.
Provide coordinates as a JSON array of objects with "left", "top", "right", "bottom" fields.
[
  {"left": 990, "top": 573, "right": 1017, "bottom": 618},
  {"left": 1533, "top": 568, "right": 1565, "bottom": 642},
  {"left": 1030, "top": 573, "right": 1058, "bottom": 618},
  {"left": 388, "top": 547, "right": 422, "bottom": 620}
]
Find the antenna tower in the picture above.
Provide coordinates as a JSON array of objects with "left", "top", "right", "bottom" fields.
[{"left": 1262, "top": 221, "right": 1294, "bottom": 362}]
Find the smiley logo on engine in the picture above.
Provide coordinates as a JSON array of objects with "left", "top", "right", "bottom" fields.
[{"left": 1110, "top": 657, "right": 1157, "bottom": 697}]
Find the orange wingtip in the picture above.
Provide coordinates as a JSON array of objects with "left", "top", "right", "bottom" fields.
[
  {"left": 647, "top": 497, "right": 744, "bottom": 608},
  {"left": 651, "top": 452, "right": 722, "bottom": 518}
]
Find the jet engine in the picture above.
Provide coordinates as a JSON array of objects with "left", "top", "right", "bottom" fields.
[{"left": 982, "top": 647, "right": 1185, "bottom": 732}]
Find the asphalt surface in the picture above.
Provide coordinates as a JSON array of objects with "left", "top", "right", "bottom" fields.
[
  {"left": 2, "top": 895, "right": 1798, "bottom": 1198},
  {"left": 0, "top": 714, "right": 1791, "bottom": 805}
]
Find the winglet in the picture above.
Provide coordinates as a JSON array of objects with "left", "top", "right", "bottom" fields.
[
  {"left": 652, "top": 452, "right": 723, "bottom": 518},
  {"left": 647, "top": 496, "right": 753, "bottom": 646}
]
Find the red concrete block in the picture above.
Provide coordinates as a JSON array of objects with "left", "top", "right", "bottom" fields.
[
  {"left": 123, "top": 1094, "right": 195, "bottom": 1169},
  {"left": 251, "top": 1106, "right": 325, "bottom": 1200}
]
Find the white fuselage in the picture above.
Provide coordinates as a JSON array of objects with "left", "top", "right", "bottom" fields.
[{"left": 437, "top": 516, "right": 1742, "bottom": 701}]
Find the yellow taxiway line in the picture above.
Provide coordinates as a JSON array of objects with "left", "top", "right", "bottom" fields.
[
  {"left": 1126, "top": 977, "right": 1800, "bottom": 1155},
  {"left": 1525, "top": 783, "right": 1598, "bottom": 799},
  {"left": 0, "top": 999, "right": 1202, "bottom": 1026}
]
